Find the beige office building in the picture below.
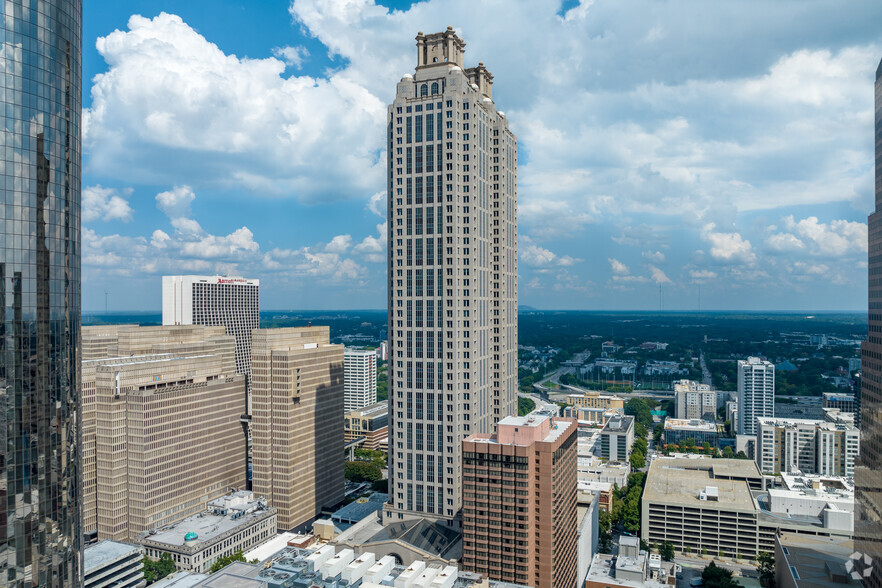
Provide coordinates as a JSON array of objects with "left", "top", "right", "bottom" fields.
[
  {"left": 82, "top": 325, "right": 243, "bottom": 537},
  {"left": 566, "top": 391, "right": 625, "bottom": 412},
  {"left": 251, "top": 327, "right": 345, "bottom": 531},
  {"left": 385, "top": 27, "right": 519, "bottom": 526},
  {"left": 91, "top": 353, "right": 245, "bottom": 540},
  {"left": 674, "top": 379, "right": 717, "bottom": 421},
  {"left": 756, "top": 417, "right": 860, "bottom": 477}
]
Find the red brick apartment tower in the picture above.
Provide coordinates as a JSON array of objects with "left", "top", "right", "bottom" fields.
[{"left": 462, "top": 415, "right": 578, "bottom": 588}]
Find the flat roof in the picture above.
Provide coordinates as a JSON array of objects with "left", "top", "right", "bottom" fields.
[
  {"left": 152, "top": 572, "right": 210, "bottom": 588},
  {"left": 585, "top": 554, "right": 669, "bottom": 588},
  {"left": 603, "top": 415, "right": 634, "bottom": 433},
  {"left": 664, "top": 419, "right": 716, "bottom": 431},
  {"left": 643, "top": 460, "right": 756, "bottom": 511},
  {"left": 778, "top": 532, "right": 859, "bottom": 587},
  {"left": 242, "top": 532, "right": 299, "bottom": 563},
  {"left": 84, "top": 540, "right": 141, "bottom": 572},
  {"left": 143, "top": 501, "right": 273, "bottom": 549}
]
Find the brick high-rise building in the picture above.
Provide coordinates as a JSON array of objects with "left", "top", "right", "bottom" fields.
[
  {"left": 384, "top": 27, "right": 519, "bottom": 526},
  {"left": 461, "top": 415, "right": 578, "bottom": 588},
  {"left": 251, "top": 327, "right": 345, "bottom": 530},
  {"left": 856, "top": 57, "right": 882, "bottom": 588}
]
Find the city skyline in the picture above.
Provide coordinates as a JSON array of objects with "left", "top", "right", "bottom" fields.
[{"left": 78, "top": 0, "right": 881, "bottom": 312}]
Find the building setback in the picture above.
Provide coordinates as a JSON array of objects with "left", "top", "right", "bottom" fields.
[
  {"left": 737, "top": 357, "right": 775, "bottom": 436},
  {"left": 344, "top": 348, "right": 378, "bottom": 411},
  {"left": 384, "top": 27, "right": 519, "bottom": 526},
  {"left": 251, "top": 327, "right": 345, "bottom": 530},
  {"left": 0, "top": 0, "right": 83, "bottom": 584},
  {"left": 462, "top": 415, "right": 578, "bottom": 588}
]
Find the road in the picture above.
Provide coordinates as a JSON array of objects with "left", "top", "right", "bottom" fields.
[
  {"left": 674, "top": 554, "right": 757, "bottom": 586},
  {"left": 699, "top": 350, "right": 712, "bottom": 386}
]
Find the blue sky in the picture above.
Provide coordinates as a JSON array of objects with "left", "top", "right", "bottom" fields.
[{"left": 81, "top": 0, "right": 881, "bottom": 311}]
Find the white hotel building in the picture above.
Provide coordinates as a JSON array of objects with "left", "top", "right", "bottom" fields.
[{"left": 344, "top": 348, "right": 378, "bottom": 411}]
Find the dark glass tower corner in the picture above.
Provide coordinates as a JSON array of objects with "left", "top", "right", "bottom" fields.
[
  {"left": 857, "top": 57, "right": 882, "bottom": 587},
  {"left": 0, "top": 1, "right": 83, "bottom": 585}
]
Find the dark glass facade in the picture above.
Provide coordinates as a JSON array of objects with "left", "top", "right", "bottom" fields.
[
  {"left": 857, "top": 57, "right": 882, "bottom": 587},
  {"left": 0, "top": 0, "right": 82, "bottom": 586}
]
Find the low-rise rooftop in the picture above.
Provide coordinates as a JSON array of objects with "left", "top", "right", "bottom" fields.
[
  {"left": 643, "top": 460, "right": 756, "bottom": 511},
  {"left": 663, "top": 418, "right": 716, "bottom": 432},
  {"left": 84, "top": 540, "right": 142, "bottom": 573}
]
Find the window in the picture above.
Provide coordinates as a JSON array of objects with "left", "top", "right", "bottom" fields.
[
  {"left": 420, "top": 84, "right": 428, "bottom": 97},
  {"left": 431, "top": 82, "right": 439, "bottom": 95}
]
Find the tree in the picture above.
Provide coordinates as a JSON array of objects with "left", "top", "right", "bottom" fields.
[
  {"left": 143, "top": 553, "right": 176, "bottom": 584},
  {"left": 659, "top": 541, "right": 675, "bottom": 561},
  {"left": 630, "top": 450, "right": 646, "bottom": 470},
  {"left": 702, "top": 561, "right": 741, "bottom": 588},
  {"left": 625, "top": 398, "right": 653, "bottom": 429},
  {"left": 756, "top": 552, "right": 775, "bottom": 588},
  {"left": 735, "top": 451, "right": 749, "bottom": 460},
  {"left": 517, "top": 396, "right": 536, "bottom": 416},
  {"left": 722, "top": 446, "right": 735, "bottom": 459},
  {"left": 210, "top": 550, "right": 248, "bottom": 573},
  {"left": 345, "top": 460, "right": 382, "bottom": 483},
  {"left": 371, "top": 478, "right": 389, "bottom": 493}
]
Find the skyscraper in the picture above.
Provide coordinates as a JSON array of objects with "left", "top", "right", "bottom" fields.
[
  {"left": 856, "top": 57, "right": 882, "bottom": 588},
  {"left": 344, "top": 348, "right": 378, "bottom": 411},
  {"left": 384, "top": 28, "right": 518, "bottom": 525},
  {"left": 162, "top": 275, "right": 259, "bottom": 385},
  {"left": 251, "top": 327, "right": 345, "bottom": 530},
  {"left": 737, "top": 357, "right": 775, "bottom": 436},
  {"left": 0, "top": 0, "right": 82, "bottom": 584}
]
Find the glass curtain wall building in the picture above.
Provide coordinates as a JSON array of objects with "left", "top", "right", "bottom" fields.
[{"left": 0, "top": 0, "right": 83, "bottom": 585}]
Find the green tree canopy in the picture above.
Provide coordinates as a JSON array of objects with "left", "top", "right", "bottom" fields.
[
  {"left": 345, "top": 460, "right": 382, "bottom": 483},
  {"left": 659, "top": 541, "right": 675, "bottom": 561},
  {"left": 702, "top": 561, "right": 741, "bottom": 588},
  {"left": 143, "top": 553, "right": 176, "bottom": 585}
]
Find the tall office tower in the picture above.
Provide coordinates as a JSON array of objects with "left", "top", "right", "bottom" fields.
[
  {"left": 162, "top": 275, "right": 259, "bottom": 384},
  {"left": 81, "top": 325, "right": 240, "bottom": 540},
  {"left": 251, "top": 327, "right": 344, "bottom": 530},
  {"left": 0, "top": 0, "right": 82, "bottom": 584},
  {"left": 674, "top": 379, "right": 716, "bottom": 421},
  {"left": 344, "top": 348, "right": 378, "bottom": 411},
  {"left": 737, "top": 357, "right": 775, "bottom": 436},
  {"left": 384, "top": 28, "right": 518, "bottom": 526},
  {"left": 462, "top": 415, "right": 578, "bottom": 588},
  {"left": 857, "top": 58, "right": 882, "bottom": 587}
]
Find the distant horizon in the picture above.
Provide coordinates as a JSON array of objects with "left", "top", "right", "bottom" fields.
[{"left": 82, "top": 308, "right": 868, "bottom": 315}]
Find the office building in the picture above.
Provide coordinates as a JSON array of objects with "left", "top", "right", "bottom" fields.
[
  {"left": 737, "top": 357, "right": 775, "bottom": 435},
  {"left": 461, "top": 415, "right": 578, "bottom": 588},
  {"left": 344, "top": 348, "right": 378, "bottom": 411},
  {"left": 755, "top": 417, "right": 859, "bottom": 477},
  {"left": 162, "top": 275, "right": 259, "bottom": 385},
  {"left": 674, "top": 379, "right": 716, "bottom": 421},
  {"left": 81, "top": 325, "right": 242, "bottom": 538},
  {"left": 140, "top": 492, "right": 276, "bottom": 574},
  {"left": 251, "top": 327, "right": 345, "bottom": 530},
  {"left": 662, "top": 418, "right": 717, "bottom": 446},
  {"left": 823, "top": 392, "right": 857, "bottom": 416},
  {"left": 769, "top": 473, "right": 854, "bottom": 533},
  {"left": 641, "top": 458, "right": 850, "bottom": 560},
  {"left": 84, "top": 541, "right": 145, "bottom": 588},
  {"left": 600, "top": 415, "right": 635, "bottom": 461},
  {"left": 566, "top": 391, "right": 625, "bottom": 412},
  {"left": 562, "top": 405, "right": 622, "bottom": 426},
  {"left": 344, "top": 403, "right": 389, "bottom": 450},
  {"left": 93, "top": 352, "right": 246, "bottom": 540},
  {"left": 384, "top": 27, "right": 519, "bottom": 525},
  {"left": 0, "top": 0, "right": 83, "bottom": 584}
]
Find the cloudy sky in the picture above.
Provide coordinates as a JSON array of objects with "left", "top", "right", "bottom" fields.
[{"left": 81, "top": 0, "right": 881, "bottom": 311}]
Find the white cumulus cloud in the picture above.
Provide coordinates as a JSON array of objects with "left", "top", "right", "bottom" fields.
[{"left": 82, "top": 185, "right": 134, "bottom": 222}]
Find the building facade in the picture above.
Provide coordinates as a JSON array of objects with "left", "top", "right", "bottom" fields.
[
  {"left": 93, "top": 352, "right": 246, "bottom": 540},
  {"left": 344, "top": 402, "right": 389, "bottom": 450},
  {"left": 1, "top": 0, "right": 83, "bottom": 584},
  {"left": 674, "top": 379, "right": 716, "bottom": 421},
  {"left": 662, "top": 419, "right": 718, "bottom": 447},
  {"left": 462, "top": 415, "right": 578, "bottom": 588},
  {"left": 251, "top": 327, "right": 345, "bottom": 530},
  {"left": 566, "top": 391, "right": 625, "bottom": 412},
  {"left": 81, "top": 325, "right": 240, "bottom": 538},
  {"left": 756, "top": 417, "right": 859, "bottom": 477},
  {"left": 600, "top": 416, "right": 635, "bottom": 461},
  {"left": 385, "top": 28, "right": 519, "bottom": 525},
  {"left": 737, "top": 357, "right": 775, "bottom": 436},
  {"left": 162, "top": 275, "right": 259, "bottom": 385},
  {"left": 344, "top": 348, "right": 378, "bottom": 411}
]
